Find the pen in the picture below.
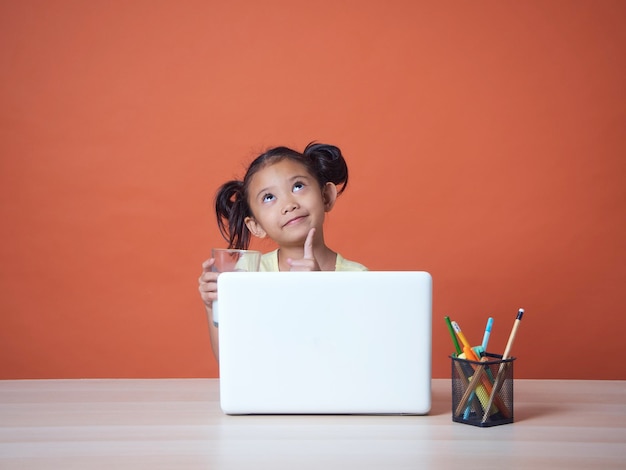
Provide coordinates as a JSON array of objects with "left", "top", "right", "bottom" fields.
[
  {"left": 463, "top": 317, "right": 493, "bottom": 419},
  {"left": 455, "top": 357, "right": 489, "bottom": 416},
  {"left": 460, "top": 357, "right": 494, "bottom": 419},
  {"left": 481, "top": 308, "right": 525, "bottom": 423},
  {"left": 481, "top": 317, "right": 494, "bottom": 352},
  {"left": 450, "top": 319, "right": 484, "bottom": 418},
  {"left": 445, "top": 316, "right": 462, "bottom": 356}
]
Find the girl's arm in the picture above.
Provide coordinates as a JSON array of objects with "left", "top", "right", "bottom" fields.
[{"left": 199, "top": 259, "right": 220, "bottom": 360}]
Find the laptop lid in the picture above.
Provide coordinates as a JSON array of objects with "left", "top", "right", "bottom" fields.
[{"left": 216, "top": 271, "right": 432, "bottom": 415}]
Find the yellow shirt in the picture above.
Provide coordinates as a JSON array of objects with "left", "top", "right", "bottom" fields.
[{"left": 259, "top": 249, "right": 367, "bottom": 272}]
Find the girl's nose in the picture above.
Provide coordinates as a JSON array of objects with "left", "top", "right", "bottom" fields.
[{"left": 281, "top": 201, "right": 298, "bottom": 214}]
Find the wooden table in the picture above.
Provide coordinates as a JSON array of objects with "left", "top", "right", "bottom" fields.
[{"left": 1, "top": 379, "right": 624, "bottom": 469}]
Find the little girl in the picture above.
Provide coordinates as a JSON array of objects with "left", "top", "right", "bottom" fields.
[{"left": 198, "top": 142, "right": 367, "bottom": 357}]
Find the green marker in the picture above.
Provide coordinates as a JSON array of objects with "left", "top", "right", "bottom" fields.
[{"left": 445, "top": 316, "right": 462, "bottom": 356}]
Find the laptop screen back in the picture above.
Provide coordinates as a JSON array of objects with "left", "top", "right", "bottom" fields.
[{"left": 216, "top": 271, "right": 432, "bottom": 415}]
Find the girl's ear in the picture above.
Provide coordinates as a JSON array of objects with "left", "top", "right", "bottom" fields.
[
  {"left": 322, "top": 182, "right": 338, "bottom": 212},
  {"left": 245, "top": 217, "right": 267, "bottom": 239}
]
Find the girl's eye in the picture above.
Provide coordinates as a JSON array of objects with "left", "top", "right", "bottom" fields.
[
  {"left": 293, "top": 182, "right": 304, "bottom": 192},
  {"left": 262, "top": 193, "right": 275, "bottom": 203}
]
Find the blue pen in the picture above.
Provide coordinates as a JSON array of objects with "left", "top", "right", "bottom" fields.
[
  {"left": 463, "top": 316, "right": 495, "bottom": 420},
  {"left": 480, "top": 317, "right": 496, "bottom": 381},
  {"left": 481, "top": 317, "right": 494, "bottom": 352}
]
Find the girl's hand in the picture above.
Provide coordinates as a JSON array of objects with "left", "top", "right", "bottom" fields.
[
  {"left": 198, "top": 258, "right": 219, "bottom": 306},
  {"left": 287, "top": 228, "right": 321, "bottom": 271}
]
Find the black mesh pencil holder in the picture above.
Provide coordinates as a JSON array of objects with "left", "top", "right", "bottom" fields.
[{"left": 451, "top": 353, "right": 515, "bottom": 427}]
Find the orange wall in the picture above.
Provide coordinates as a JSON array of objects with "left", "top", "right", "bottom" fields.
[{"left": 1, "top": 1, "right": 624, "bottom": 380}]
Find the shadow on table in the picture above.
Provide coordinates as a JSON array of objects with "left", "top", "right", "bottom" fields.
[
  {"left": 513, "top": 404, "right": 567, "bottom": 422},
  {"left": 428, "top": 387, "right": 451, "bottom": 417}
]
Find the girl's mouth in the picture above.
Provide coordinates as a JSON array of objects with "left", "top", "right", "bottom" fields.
[{"left": 283, "top": 216, "right": 306, "bottom": 227}]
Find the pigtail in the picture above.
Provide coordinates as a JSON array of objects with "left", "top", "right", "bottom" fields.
[
  {"left": 214, "top": 180, "right": 252, "bottom": 250},
  {"left": 303, "top": 142, "right": 349, "bottom": 194}
]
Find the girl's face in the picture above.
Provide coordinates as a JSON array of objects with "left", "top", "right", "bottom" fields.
[{"left": 244, "top": 159, "right": 336, "bottom": 248}]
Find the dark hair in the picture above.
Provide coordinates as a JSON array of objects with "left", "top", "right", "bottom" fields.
[{"left": 215, "top": 142, "right": 349, "bottom": 249}]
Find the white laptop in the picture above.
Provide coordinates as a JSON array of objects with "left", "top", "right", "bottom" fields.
[{"left": 216, "top": 271, "right": 432, "bottom": 415}]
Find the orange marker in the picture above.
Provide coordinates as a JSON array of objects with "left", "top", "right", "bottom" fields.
[{"left": 451, "top": 321, "right": 480, "bottom": 361}]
